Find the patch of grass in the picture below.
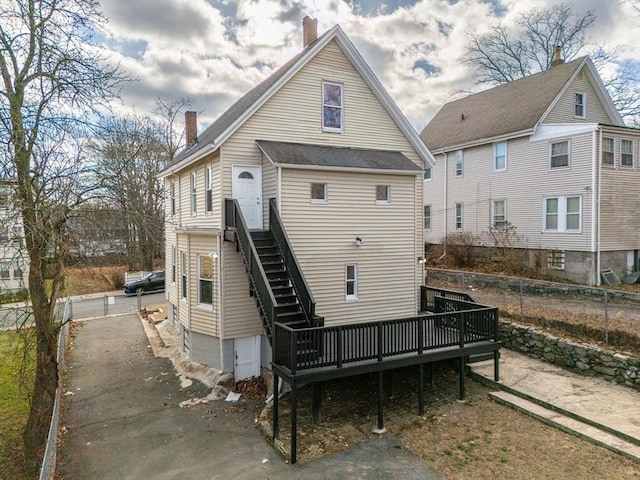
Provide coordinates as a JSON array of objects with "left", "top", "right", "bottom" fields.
[{"left": 0, "top": 330, "right": 35, "bottom": 480}]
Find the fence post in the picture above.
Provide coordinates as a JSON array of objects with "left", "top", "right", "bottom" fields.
[
  {"left": 604, "top": 289, "right": 609, "bottom": 344},
  {"left": 137, "top": 290, "right": 142, "bottom": 311},
  {"left": 519, "top": 279, "right": 524, "bottom": 322},
  {"left": 103, "top": 295, "right": 108, "bottom": 316}
]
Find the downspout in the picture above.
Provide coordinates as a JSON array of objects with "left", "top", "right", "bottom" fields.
[
  {"left": 590, "top": 129, "right": 597, "bottom": 284},
  {"left": 596, "top": 127, "right": 602, "bottom": 286},
  {"left": 439, "top": 152, "right": 448, "bottom": 260},
  {"left": 276, "top": 165, "right": 282, "bottom": 212}
]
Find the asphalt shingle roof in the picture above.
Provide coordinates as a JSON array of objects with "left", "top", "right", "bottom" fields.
[
  {"left": 256, "top": 140, "right": 422, "bottom": 172},
  {"left": 420, "top": 57, "right": 586, "bottom": 151}
]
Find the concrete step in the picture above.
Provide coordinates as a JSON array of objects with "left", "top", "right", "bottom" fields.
[{"left": 489, "top": 390, "right": 640, "bottom": 464}]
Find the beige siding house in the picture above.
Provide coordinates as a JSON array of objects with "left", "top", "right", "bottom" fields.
[
  {"left": 421, "top": 53, "right": 640, "bottom": 286},
  {"left": 159, "top": 19, "right": 433, "bottom": 380}
]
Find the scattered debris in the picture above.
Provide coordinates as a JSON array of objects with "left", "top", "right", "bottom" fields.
[{"left": 225, "top": 391, "right": 241, "bottom": 402}]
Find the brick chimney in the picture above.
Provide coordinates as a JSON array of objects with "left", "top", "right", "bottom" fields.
[
  {"left": 303, "top": 16, "right": 318, "bottom": 48},
  {"left": 185, "top": 111, "right": 197, "bottom": 148},
  {"left": 551, "top": 46, "right": 564, "bottom": 67}
]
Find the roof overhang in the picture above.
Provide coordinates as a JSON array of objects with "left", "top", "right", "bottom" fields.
[{"left": 530, "top": 123, "right": 599, "bottom": 142}]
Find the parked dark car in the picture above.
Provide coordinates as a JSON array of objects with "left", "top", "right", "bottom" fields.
[{"left": 124, "top": 271, "right": 165, "bottom": 296}]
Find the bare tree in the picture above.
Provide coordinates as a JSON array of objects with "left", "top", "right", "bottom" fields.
[
  {"left": 153, "top": 96, "right": 192, "bottom": 161},
  {"left": 0, "top": 0, "right": 126, "bottom": 470},
  {"left": 462, "top": 3, "right": 640, "bottom": 125}
]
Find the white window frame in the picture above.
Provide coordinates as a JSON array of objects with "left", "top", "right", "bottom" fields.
[
  {"left": 205, "top": 166, "right": 213, "bottom": 213},
  {"left": 549, "top": 140, "right": 570, "bottom": 170},
  {"left": 197, "top": 255, "right": 214, "bottom": 307},
  {"left": 171, "top": 246, "right": 176, "bottom": 284},
  {"left": 602, "top": 137, "right": 614, "bottom": 166},
  {"left": 170, "top": 181, "right": 176, "bottom": 216},
  {"left": 455, "top": 202, "right": 463, "bottom": 230},
  {"left": 574, "top": 92, "right": 586, "bottom": 118},
  {"left": 375, "top": 185, "right": 391, "bottom": 205},
  {"left": 345, "top": 264, "right": 358, "bottom": 301},
  {"left": 311, "top": 183, "right": 327, "bottom": 204},
  {"left": 322, "top": 81, "right": 344, "bottom": 133},
  {"left": 423, "top": 167, "right": 432, "bottom": 181},
  {"left": 493, "top": 141, "right": 507, "bottom": 172},
  {"left": 621, "top": 139, "right": 634, "bottom": 168},
  {"left": 492, "top": 199, "right": 506, "bottom": 228},
  {"left": 423, "top": 205, "right": 432, "bottom": 230},
  {"left": 181, "top": 251, "right": 187, "bottom": 300},
  {"left": 190, "top": 172, "right": 197, "bottom": 215},
  {"left": 454, "top": 150, "right": 463, "bottom": 177},
  {"left": 543, "top": 195, "right": 582, "bottom": 233}
]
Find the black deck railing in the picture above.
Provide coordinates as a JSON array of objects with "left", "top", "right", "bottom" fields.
[
  {"left": 269, "top": 199, "right": 323, "bottom": 327},
  {"left": 274, "top": 288, "right": 499, "bottom": 375},
  {"left": 420, "top": 285, "right": 476, "bottom": 312},
  {"left": 225, "top": 199, "right": 278, "bottom": 338}
]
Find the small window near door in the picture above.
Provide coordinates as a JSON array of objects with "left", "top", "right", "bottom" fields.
[
  {"left": 376, "top": 185, "right": 390, "bottom": 204},
  {"left": 238, "top": 171, "right": 254, "bottom": 179},
  {"left": 311, "top": 183, "right": 327, "bottom": 203},
  {"left": 345, "top": 264, "right": 358, "bottom": 301}
]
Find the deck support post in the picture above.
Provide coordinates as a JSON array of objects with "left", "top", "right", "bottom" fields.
[
  {"left": 458, "top": 357, "right": 466, "bottom": 401},
  {"left": 311, "top": 382, "right": 321, "bottom": 424},
  {"left": 494, "top": 350, "right": 500, "bottom": 381},
  {"left": 290, "top": 384, "right": 298, "bottom": 464},
  {"left": 375, "top": 370, "right": 385, "bottom": 432},
  {"left": 418, "top": 363, "right": 425, "bottom": 416},
  {"left": 272, "top": 373, "right": 279, "bottom": 441}
]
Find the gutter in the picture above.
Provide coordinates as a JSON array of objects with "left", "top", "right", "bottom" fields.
[{"left": 439, "top": 152, "right": 448, "bottom": 260}]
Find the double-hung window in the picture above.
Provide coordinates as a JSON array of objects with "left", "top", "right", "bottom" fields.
[
  {"left": 493, "top": 142, "right": 507, "bottom": 171},
  {"left": 423, "top": 205, "right": 432, "bottom": 230},
  {"left": 602, "top": 137, "right": 614, "bottom": 166},
  {"left": 322, "top": 81, "right": 343, "bottom": 132},
  {"left": 190, "top": 172, "right": 197, "bottom": 214},
  {"left": 198, "top": 255, "right": 214, "bottom": 306},
  {"left": 455, "top": 202, "right": 463, "bottom": 230},
  {"left": 492, "top": 200, "right": 506, "bottom": 228},
  {"left": 171, "top": 247, "right": 176, "bottom": 283},
  {"left": 180, "top": 252, "right": 187, "bottom": 300},
  {"left": 205, "top": 166, "right": 213, "bottom": 212},
  {"left": 454, "top": 150, "right": 463, "bottom": 176},
  {"left": 345, "top": 264, "right": 358, "bottom": 300},
  {"left": 574, "top": 92, "right": 585, "bottom": 118},
  {"left": 550, "top": 140, "right": 569, "bottom": 169},
  {"left": 544, "top": 196, "right": 581, "bottom": 232},
  {"left": 376, "top": 185, "right": 390, "bottom": 204},
  {"left": 170, "top": 181, "right": 176, "bottom": 216},
  {"left": 621, "top": 139, "right": 634, "bottom": 167}
]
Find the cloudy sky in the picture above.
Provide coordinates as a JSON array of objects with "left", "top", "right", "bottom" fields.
[{"left": 99, "top": 0, "right": 640, "bottom": 132}]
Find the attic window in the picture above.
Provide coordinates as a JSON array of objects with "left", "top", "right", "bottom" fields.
[
  {"left": 322, "top": 81, "right": 343, "bottom": 132},
  {"left": 574, "top": 92, "right": 585, "bottom": 118}
]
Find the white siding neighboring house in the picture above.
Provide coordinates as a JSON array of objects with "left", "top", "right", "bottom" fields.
[
  {"left": 0, "top": 180, "right": 28, "bottom": 295},
  {"left": 420, "top": 53, "right": 640, "bottom": 286},
  {"left": 159, "top": 19, "right": 433, "bottom": 380}
]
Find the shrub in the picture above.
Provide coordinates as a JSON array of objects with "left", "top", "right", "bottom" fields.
[
  {"left": 444, "top": 232, "right": 479, "bottom": 268},
  {"left": 110, "top": 271, "right": 125, "bottom": 289}
]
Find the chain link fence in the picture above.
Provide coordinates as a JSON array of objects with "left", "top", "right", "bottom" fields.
[{"left": 425, "top": 268, "right": 640, "bottom": 350}]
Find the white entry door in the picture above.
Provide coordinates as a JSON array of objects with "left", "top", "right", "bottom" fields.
[
  {"left": 235, "top": 335, "right": 260, "bottom": 380},
  {"left": 232, "top": 165, "right": 262, "bottom": 229}
]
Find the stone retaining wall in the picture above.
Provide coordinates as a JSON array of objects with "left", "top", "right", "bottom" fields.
[{"left": 499, "top": 321, "right": 640, "bottom": 391}]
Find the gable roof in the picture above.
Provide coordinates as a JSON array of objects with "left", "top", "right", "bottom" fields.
[
  {"left": 160, "top": 25, "right": 434, "bottom": 176},
  {"left": 256, "top": 140, "right": 422, "bottom": 174},
  {"left": 420, "top": 57, "right": 623, "bottom": 152}
]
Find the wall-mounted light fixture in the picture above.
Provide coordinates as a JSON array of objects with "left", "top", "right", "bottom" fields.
[
  {"left": 208, "top": 251, "right": 218, "bottom": 259},
  {"left": 418, "top": 256, "right": 426, "bottom": 264},
  {"left": 353, "top": 237, "right": 363, "bottom": 247}
]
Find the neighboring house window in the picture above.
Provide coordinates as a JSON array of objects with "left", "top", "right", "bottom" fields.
[
  {"left": 170, "top": 181, "right": 176, "bottom": 216},
  {"left": 322, "top": 81, "right": 343, "bottom": 132},
  {"left": 0, "top": 264, "right": 9, "bottom": 279},
  {"left": 0, "top": 229, "right": 8, "bottom": 242},
  {"left": 544, "top": 196, "right": 581, "bottom": 232},
  {"left": 181, "top": 252, "right": 187, "bottom": 300},
  {"left": 13, "top": 268, "right": 22, "bottom": 279},
  {"left": 311, "top": 183, "right": 327, "bottom": 203},
  {"left": 621, "top": 139, "right": 634, "bottom": 167},
  {"left": 492, "top": 200, "right": 506, "bottom": 228},
  {"left": 493, "top": 142, "right": 507, "bottom": 171},
  {"left": 190, "top": 172, "right": 197, "bottom": 214},
  {"left": 205, "top": 166, "right": 213, "bottom": 212},
  {"left": 454, "top": 150, "right": 463, "bottom": 176},
  {"left": 423, "top": 167, "right": 432, "bottom": 181},
  {"left": 602, "top": 137, "right": 614, "bottom": 166},
  {"left": 424, "top": 205, "right": 432, "bottom": 230},
  {"left": 574, "top": 92, "right": 585, "bottom": 118},
  {"left": 550, "top": 140, "right": 569, "bottom": 169},
  {"left": 548, "top": 250, "right": 566, "bottom": 270},
  {"left": 198, "top": 255, "right": 214, "bottom": 305},
  {"left": 455, "top": 202, "right": 463, "bottom": 230},
  {"left": 376, "top": 185, "right": 390, "bottom": 204},
  {"left": 345, "top": 264, "right": 358, "bottom": 300},
  {"left": 171, "top": 247, "right": 176, "bottom": 284}
]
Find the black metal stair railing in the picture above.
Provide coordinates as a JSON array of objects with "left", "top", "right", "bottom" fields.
[
  {"left": 269, "top": 199, "right": 323, "bottom": 327},
  {"left": 225, "top": 199, "right": 278, "bottom": 338}
]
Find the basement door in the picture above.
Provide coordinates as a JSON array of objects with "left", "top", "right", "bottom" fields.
[
  {"left": 232, "top": 165, "right": 262, "bottom": 230},
  {"left": 234, "top": 335, "right": 260, "bottom": 381}
]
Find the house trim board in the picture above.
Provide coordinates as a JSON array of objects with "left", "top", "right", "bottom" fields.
[
  {"left": 430, "top": 127, "right": 535, "bottom": 155},
  {"left": 265, "top": 162, "right": 423, "bottom": 176}
]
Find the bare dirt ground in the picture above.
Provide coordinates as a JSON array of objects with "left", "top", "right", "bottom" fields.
[{"left": 265, "top": 364, "right": 640, "bottom": 479}]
